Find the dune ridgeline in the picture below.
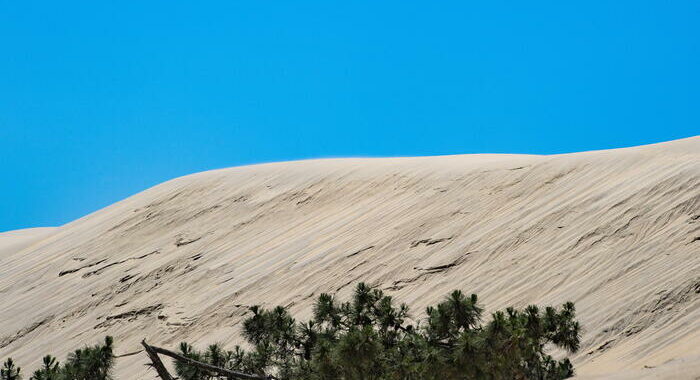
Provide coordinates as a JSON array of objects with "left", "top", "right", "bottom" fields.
[{"left": 1, "top": 137, "right": 698, "bottom": 379}]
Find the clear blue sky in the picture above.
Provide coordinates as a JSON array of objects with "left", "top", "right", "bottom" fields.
[{"left": 1, "top": 1, "right": 698, "bottom": 232}]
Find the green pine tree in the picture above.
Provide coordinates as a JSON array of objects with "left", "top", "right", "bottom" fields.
[
  {"left": 60, "top": 336, "right": 114, "bottom": 380},
  {"left": 1, "top": 358, "right": 21, "bottom": 380},
  {"left": 178, "top": 282, "right": 581, "bottom": 379},
  {"left": 29, "top": 356, "right": 59, "bottom": 380}
]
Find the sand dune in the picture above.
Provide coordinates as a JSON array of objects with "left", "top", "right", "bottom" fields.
[
  {"left": 0, "top": 137, "right": 698, "bottom": 379},
  {"left": 0, "top": 227, "right": 57, "bottom": 257}
]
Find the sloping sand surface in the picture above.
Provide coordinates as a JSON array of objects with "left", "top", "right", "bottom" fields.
[
  {"left": 0, "top": 137, "right": 698, "bottom": 378},
  {"left": 0, "top": 227, "right": 57, "bottom": 257}
]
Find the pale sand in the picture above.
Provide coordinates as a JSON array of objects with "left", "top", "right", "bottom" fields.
[
  {"left": 0, "top": 227, "right": 57, "bottom": 257},
  {"left": 0, "top": 137, "right": 698, "bottom": 379}
]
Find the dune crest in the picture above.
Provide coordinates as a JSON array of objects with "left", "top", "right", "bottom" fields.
[{"left": 1, "top": 137, "right": 698, "bottom": 379}]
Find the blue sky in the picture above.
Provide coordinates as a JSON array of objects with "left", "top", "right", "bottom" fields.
[{"left": 1, "top": 1, "right": 698, "bottom": 232}]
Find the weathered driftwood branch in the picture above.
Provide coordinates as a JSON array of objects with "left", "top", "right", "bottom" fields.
[
  {"left": 141, "top": 340, "right": 175, "bottom": 380},
  {"left": 141, "top": 339, "right": 274, "bottom": 380}
]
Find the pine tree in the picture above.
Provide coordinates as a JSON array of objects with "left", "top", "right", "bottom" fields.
[
  {"left": 60, "top": 336, "right": 114, "bottom": 380},
  {"left": 29, "top": 356, "right": 59, "bottom": 380},
  {"left": 1, "top": 358, "right": 21, "bottom": 380},
  {"left": 174, "top": 342, "right": 208, "bottom": 380},
  {"left": 178, "top": 282, "right": 581, "bottom": 379}
]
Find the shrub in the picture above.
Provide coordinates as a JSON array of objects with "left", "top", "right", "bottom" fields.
[
  {"left": 60, "top": 336, "right": 114, "bottom": 380},
  {"left": 1, "top": 358, "right": 21, "bottom": 380},
  {"left": 29, "top": 356, "right": 59, "bottom": 380},
  {"left": 2, "top": 336, "right": 114, "bottom": 380},
  {"left": 177, "top": 283, "right": 580, "bottom": 379}
]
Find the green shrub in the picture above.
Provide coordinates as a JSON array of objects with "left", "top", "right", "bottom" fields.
[
  {"left": 177, "top": 283, "right": 580, "bottom": 379},
  {"left": 29, "top": 356, "right": 59, "bottom": 380},
  {"left": 2, "top": 336, "right": 114, "bottom": 380},
  {"left": 60, "top": 336, "right": 114, "bottom": 380},
  {"left": 1, "top": 358, "right": 21, "bottom": 380}
]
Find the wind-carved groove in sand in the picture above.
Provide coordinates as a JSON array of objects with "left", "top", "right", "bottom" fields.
[
  {"left": 571, "top": 192, "right": 699, "bottom": 252},
  {"left": 410, "top": 236, "right": 453, "bottom": 248},
  {"left": 571, "top": 214, "right": 643, "bottom": 251},
  {"left": 346, "top": 246, "right": 375, "bottom": 258},
  {"left": 0, "top": 315, "right": 54, "bottom": 349},
  {"left": 58, "top": 259, "right": 107, "bottom": 277},
  {"left": 387, "top": 252, "right": 473, "bottom": 291},
  {"left": 175, "top": 236, "right": 202, "bottom": 247},
  {"left": 586, "top": 277, "right": 700, "bottom": 357},
  {"left": 81, "top": 250, "right": 160, "bottom": 278},
  {"left": 94, "top": 304, "right": 163, "bottom": 329}
]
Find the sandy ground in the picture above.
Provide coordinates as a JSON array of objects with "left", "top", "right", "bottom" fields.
[
  {"left": 0, "top": 137, "right": 698, "bottom": 379},
  {"left": 0, "top": 227, "right": 57, "bottom": 257}
]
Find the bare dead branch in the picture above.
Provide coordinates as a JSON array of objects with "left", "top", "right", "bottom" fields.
[
  {"left": 142, "top": 340, "right": 175, "bottom": 380},
  {"left": 142, "top": 339, "right": 275, "bottom": 380}
]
